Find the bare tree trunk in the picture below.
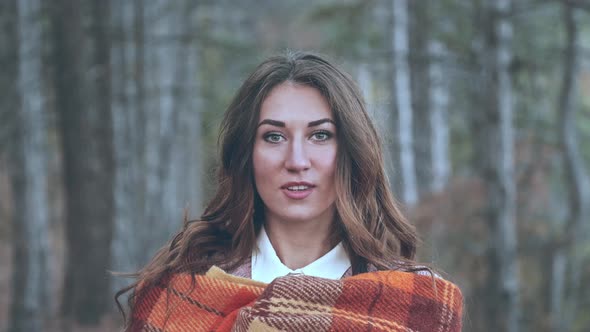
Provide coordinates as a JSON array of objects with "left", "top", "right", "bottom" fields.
[
  {"left": 409, "top": 1, "right": 451, "bottom": 196},
  {"left": 357, "top": 63, "right": 373, "bottom": 115},
  {"left": 476, "top": 0, "right": 520, "bottom": 331},
  {"left": 551, "top": 3, "right": 590, "bottom": 331},
  {"left": 366, "top": 0, "right": 397, "bottom": 193},
  {"left": 50, "top": 0, "right": 115, "bottom": 325},
  {"left": 550, "top": 248, "right": 567, "bottom": 332},
  {"left": 141, "top": 0, "right": 203, "bottom": 260},
  {"left": 110, "top": 0, "right": 203, "bottom": 292},
  {"left": 392, "top": 0, "right": 417, "bottom": 206},
  {"left": 2, "top": 0, "right": 50, "bottom": 330},
  {"left": 409, "top": 0, "right": 432, "bottom": 198},
  {"left": 110, "top": 0, "right": 142, "bottom": 295},
  {"left": 428, "top": 39, "right": 450, "bottom": 194},
  {"left": 170, "top": 0, "right": 203, "bottom": 227}
]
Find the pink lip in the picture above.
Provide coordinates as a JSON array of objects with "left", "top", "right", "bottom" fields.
[{"left": 281, "top": 181, "right": 315, "bottom": 200}]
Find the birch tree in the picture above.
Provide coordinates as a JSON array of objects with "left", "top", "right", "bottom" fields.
[
  {"left": 427, "top": 39, "right": 450, "bottom": 193},
  {"left": 141, "top": 0, "right": 203, "bottom": 259},
  {"left": 392, "top": 0, "right": 418, "bottom": 206},
  {"left": 551, "top": 3, "right": 590, "bottom": 330},
  {"left": 110, "top": 0, "right": 204, "bottom": 294},
  {"left": 50, "top": 0, "right": 115, "bottom": 325},
  {"left": 406, "top": 1, "right": 452, "bottom": 265},
  {"left": 110, "top": 0, "right": 146, "bottom": 294},
  {"left": 357, "top": 63, "right": 372, "bottom": 114},
  {"left": 475, "top": 0, "right": 520, "bottom": 330},
  {"left": 409, "top": 1, "right": 432, "bottom": 197},
  {"left": 2, "top": 0, "right": 50, "bottom": 330},
  {"left": 365, "top": 0, "right": 398, "bottom": 193},
  {"left": 409, "top": 1, "right": 451, "bottom": 196}
]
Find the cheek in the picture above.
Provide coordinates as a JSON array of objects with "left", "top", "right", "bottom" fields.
[
  {"left": 252, "top": 145, "right": 279, "bottom": 186},
  {"left": 252, "top": 147, "right": 265, "bottom": 183},
  {"left": 319, "top": 148, "right": 338, "bottom": 201},
  {"left": 315, "top": 148, "right": 338, "bottom": 176}
]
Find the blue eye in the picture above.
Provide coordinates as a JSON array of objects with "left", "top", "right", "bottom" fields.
[
  {"left": 264, "top": 133, "right": 285, "bottom": 143},
  {"left": 311, "top": 131, "right": 332, "bottom": 141}
]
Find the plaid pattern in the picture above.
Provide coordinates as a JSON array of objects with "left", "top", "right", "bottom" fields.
[{"left": 131, "top": 266, "right": 463, "bottom": 331}]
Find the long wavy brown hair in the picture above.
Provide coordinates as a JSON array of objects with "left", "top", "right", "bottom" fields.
[{"left": 115, "top": 50, "right": 425, "bottom": 327}]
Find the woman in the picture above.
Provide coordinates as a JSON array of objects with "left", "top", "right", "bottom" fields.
[{"left": 117, "top": 51, "right": 462, "bottom": 331}]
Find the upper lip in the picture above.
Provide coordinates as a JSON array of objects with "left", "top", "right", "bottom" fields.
[{"left": 281, "top": 181, "right": 315, "bottom": 189}]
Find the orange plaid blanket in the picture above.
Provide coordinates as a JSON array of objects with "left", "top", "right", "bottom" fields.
[{"left": 131, "top": 266, "right": 463, "bottom": 331}]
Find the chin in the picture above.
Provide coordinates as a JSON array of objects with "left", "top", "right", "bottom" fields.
[
  {"left": 273, "top": 206, "right": 334, "bottom": 224},
  {"left": 278, "top": 214, "right": 318, "bottom": 223}
]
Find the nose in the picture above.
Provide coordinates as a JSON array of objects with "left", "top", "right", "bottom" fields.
[{"left": 284, "top": 139, "right": 311, "bottom": 172}]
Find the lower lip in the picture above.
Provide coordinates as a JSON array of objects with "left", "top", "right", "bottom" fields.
[{"left": 282, "top": 187, "right": 314, "bottom": 200}]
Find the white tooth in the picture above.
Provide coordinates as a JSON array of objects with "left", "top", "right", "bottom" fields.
[{"left": 287, "top": 185, "right": 309, "bottom": 191}]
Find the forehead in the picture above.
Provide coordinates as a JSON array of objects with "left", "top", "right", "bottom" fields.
[{"left": 259, "top": 83, "right": 332, "bottom": 122}]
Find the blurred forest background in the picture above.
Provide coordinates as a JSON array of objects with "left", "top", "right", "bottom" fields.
[{"left": 1, "top": 0, "right": 590, "bottom": 331}]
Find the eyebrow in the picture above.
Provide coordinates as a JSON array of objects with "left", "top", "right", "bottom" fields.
[{"left": 257, "top": 118, "right": 335, "bottom": 128}]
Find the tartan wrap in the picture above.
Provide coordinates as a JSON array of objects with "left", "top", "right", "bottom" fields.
[{"left": 131, "top": 266, "right": 463, "bottom": 332}]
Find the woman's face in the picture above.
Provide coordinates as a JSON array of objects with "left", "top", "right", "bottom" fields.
[{"left": 253, "top": 83, "right": 338, "bottom": 225}]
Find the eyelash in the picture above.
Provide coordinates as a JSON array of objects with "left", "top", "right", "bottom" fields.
[
  {"left": 262, "top": 130, "right": 333, "bottom": 143},
  {"left": 263, "top": 132, "right": 285, "bottom": 143},
  {"left": 310, "top": 130, "right": 333, "bottom": 141}
]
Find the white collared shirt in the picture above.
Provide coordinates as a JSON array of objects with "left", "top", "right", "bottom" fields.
[{"left": 251, "top": 227, "right": 351, "bottom": 283}]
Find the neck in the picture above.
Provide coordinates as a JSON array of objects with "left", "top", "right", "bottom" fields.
[{"left": 263, "top": 212, "right": 336, "bottom": 270}]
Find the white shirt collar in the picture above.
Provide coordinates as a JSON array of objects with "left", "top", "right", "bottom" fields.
[{"left": 251, "top": 226, "right": 351, "bottom": 283}]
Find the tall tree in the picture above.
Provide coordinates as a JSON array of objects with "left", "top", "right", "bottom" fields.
[
  {"left": 50, "top": 0, "right": 115, "bottom": 325},
  {"left": 409, "top": 0, "right": 432, "bottom": 197},
  {"left": 426, "top": 12, "right": 451, "bottom": 194},
  {"left": 110, "top": 0, "right": 204, "bottom": 294},
  {"left": 551, "top": 2, "right": 590, "bottom": 331},
  {"left": 2, "top": 0, "right": 51, "bottom": 330},
  {"left": 409, "top": 1, "right": 451, "bottom": 195},
  {"left": 392, "top": 0, "right": 418, "bottom": 206},
  {"left": 357, "top": 63, "right": 372, "bottom": 113},
  {"left": 141, "top": 0, "right": 203, "bottom": 259},
  {"left": 474, "top": 0, "right": 520, "bottom": 330},
  {"left": 427, "top": 39, "right": 451, "bottom": 194},
  {"left": 110, "top": 0, "right": 144, "bottom": 294}
]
